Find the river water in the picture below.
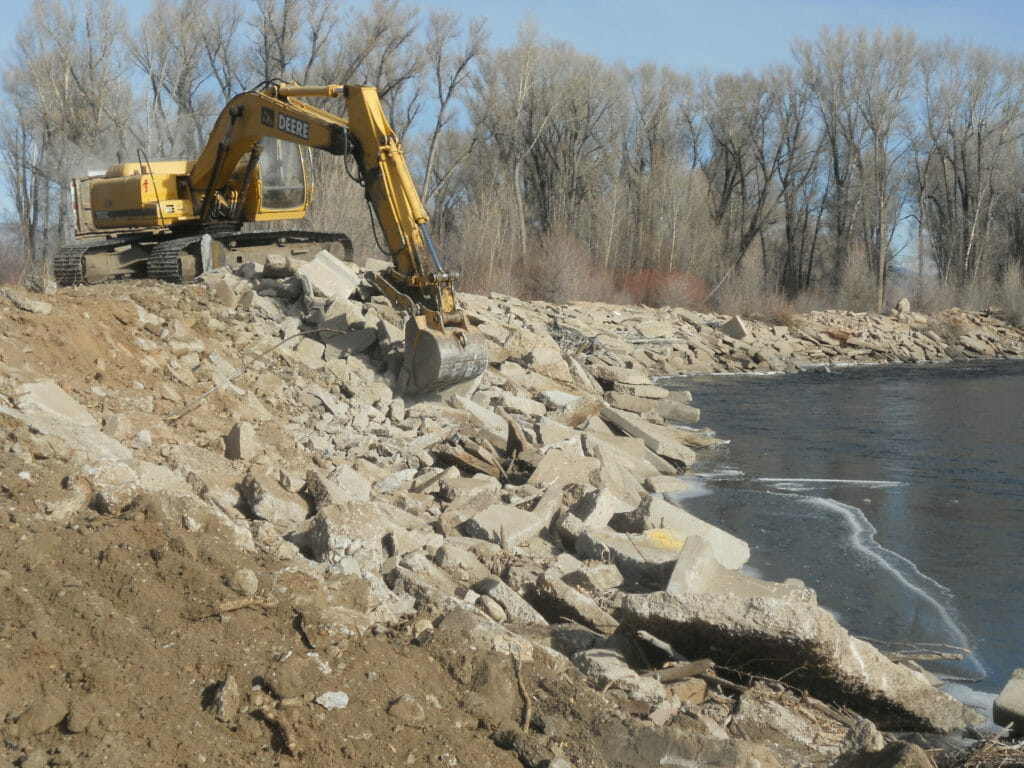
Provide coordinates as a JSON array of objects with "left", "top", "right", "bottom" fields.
[{"left": 665, "top": 360, "right": 1024, "bottom": 698}]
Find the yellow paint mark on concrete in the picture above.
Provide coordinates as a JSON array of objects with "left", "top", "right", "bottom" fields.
[{"left": 644, "top": 529, "right": 686, "bottom": 551}]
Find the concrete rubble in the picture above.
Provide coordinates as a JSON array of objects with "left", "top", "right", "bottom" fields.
[{"left": 0, "top": 253, "right": 1011, "bottom": 767}]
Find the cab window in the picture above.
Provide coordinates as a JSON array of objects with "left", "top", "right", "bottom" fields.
[{"left": 260, "top": 138, "right": 306, "bottom": 210}]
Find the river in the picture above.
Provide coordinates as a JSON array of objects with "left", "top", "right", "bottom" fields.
[{"left": 666, "top": 360, "right": 1024, "bottom": 700}]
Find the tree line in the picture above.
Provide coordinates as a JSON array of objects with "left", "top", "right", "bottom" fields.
[{"left": 4, "top": 0, "right": 1024, "bottom": 315}]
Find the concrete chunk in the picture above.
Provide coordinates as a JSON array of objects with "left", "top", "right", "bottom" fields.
[
  {"left": 619, "top": 591, "right": 982, "bottom": 733},
  {"left": 225, "top": 421, "right": 257, "bottom": 461},
  {"left": 296, "top": 249, "right": 360, "bottom": 299},
  {"left": 526, "top": 573, "right": 618, "bottom": 632},
  {"left": 600, "top": 407, "right": 697, "bottom": 467},
  {"left": 475, "top": 576, "right": 548, "bottom": 625},
  {"left": 575, "top": 527, "right": 687, "bottom": 586},
  {"left": 613, "top": 496, "right": 749, "bottom": 570},
  {"left": 461, "top": 504, "right": 547, "bottom": 548},
  {"left": 994, "top": 668, "right": 1024, "bottom": 736}
]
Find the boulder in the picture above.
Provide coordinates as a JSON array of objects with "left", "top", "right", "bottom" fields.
[
  {"left": 994, "top": 667, "right": 1024, "bottom": 735},
  {"left": 619, "top": 591, "right": 983, "bottom": 732}
]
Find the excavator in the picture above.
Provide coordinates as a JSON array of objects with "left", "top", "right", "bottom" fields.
[{"left": 55, "top": 82, "right": 487, "bottom": 393}]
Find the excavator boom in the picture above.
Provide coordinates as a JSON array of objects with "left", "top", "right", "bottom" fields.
[{"left": 59, "top": 82, "right": 487, "bottom": 394}]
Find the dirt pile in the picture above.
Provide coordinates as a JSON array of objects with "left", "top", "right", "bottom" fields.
[{"left": 0, "top": 260, "right": 1007, "bottom": 767}]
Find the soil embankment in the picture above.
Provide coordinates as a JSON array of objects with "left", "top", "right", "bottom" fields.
[{"left": 1, "top": 259, "right": 1018, "bottom": 767}]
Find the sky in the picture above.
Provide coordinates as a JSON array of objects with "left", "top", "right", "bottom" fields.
[
  {"left": 0, "top": 0, "right": 1023, "bottom": 75},
  {"left": 441, "top": 0, "right": 1024, "bottom": 73}
]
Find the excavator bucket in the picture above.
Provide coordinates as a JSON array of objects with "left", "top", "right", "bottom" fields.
[{"left": 401, "top": 315, "right": 488, "bottom": 394}]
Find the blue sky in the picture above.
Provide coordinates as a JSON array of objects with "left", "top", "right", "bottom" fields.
[
  {"left": 445, "top": 0, "right": 1024, "bottom": 72},
  {"left": 0, "top": 0, "right": 1022, "bottom": 75}
]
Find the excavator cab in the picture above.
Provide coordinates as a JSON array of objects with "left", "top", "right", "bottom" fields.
[{"left": 253, "top": 139, "right": 309, "bottom": 214}]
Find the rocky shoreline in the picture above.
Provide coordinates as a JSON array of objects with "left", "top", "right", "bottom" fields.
[{"left": 2, "top": 253, "right": 1022, "bottom": 767}]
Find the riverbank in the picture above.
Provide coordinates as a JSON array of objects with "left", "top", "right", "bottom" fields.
[{"left": 0, "top": 259, "right": 1018, "bottom": 767}]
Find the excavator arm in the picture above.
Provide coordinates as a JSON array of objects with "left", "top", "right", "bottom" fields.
[{"left": 190, "top": 83, "right": 486, "bottom": 393}]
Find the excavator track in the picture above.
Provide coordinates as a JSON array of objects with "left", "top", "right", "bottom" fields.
[
  {"left": 147, "top": 237, "right": 200, "bottom": 283},
  {"left": 53, "top": 246, "right": 88, "bottom": 286}
]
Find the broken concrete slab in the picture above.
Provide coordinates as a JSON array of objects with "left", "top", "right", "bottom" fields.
[
  {"left": 14, "top": 380, "right": 98, "bottom": 428},
  {"left": 526, "top": 573, "right": 618, "bottom": 633},
  {"left": 589, "top": 364, "right": 652, "bottom": 387},
  {"left": 460, "top": 504, "right": 548, "bottom": 549},
  {"left": 296, "top": 250, "right": 360, "bottom": 300},
  {"left": 619, "top": 591, "right": 982, "bottom": 733},
  {"left": 308, "top": 501, "right": 390, "bottom": 567},
  {"left": 994, "top": 667, "right": 1024, "bottom": 736},
  {"left": 225, "top": 421, "right": 257, "bottom": 461},
  {"left": 600, "top": 407, "right": 697, "bottom": 467},
  {"left": 613, "top": 496, "right": 750, "bottom": 570},
  {"left": 527, "top": 449, "right": 600, "bottom": 488},
  {"left": 240, "top": 472, "right": 308, "bottom": 529},
  {"left": 572, "top": 647, "right": 665, "bottom": 705},
  {"left": 667, "top": 537, "right": 812, "bottom": 602},
  {"left": 474, "top": 577, "right": 548, "bottom": 626},
  {"left": 575, "top": 527, "right": 688, "bottom": 586}
]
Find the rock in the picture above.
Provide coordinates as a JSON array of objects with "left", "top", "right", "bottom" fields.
[
  {"left": 385, "top": 551, "right": 460, "bottom": 611},
  {"left": 308, "top": 501, "right": 388, "bottom": 566},
  {"left": 15, "top": 695, "right": 67, "bottom": 737},
  {"left": 14, "top": 379, "right": 98, "bottom": 427},
  {"left": 206, "top": 675, "right": 241, "bottom": 722},
  {"left": 306, "top": 468, "right": 367, "bottom": 509},
  {"left": 619, "top": 591, "right": 982, "bottom": 732},
  {"left": 667, "top": 536, "right": 811, "bottom": 602},
  {"left": 227, "top": 568, "right": 259, "bottom": 596},
  {"left": 575, "top": 527, "right": 687, "bottom": 586},
  {"left": 644, "top": 475, "right": 697, "bottom": 495},
  {"left": 225, "top": 421, "right": 257, "bottom": 461},
  {"left": 211, "top": 278, "right": 238, "bottom": 308},
  {"left": 589, "top": 364, "right": 652, "bottom": 386},
  {"left": 572, "top": 648, "right": 665, "bottom": 705},
  {"left": 460, "top": 504, "right": 548, "bottom": 549},
  {"left": 527, "top": 448, "right": 601, "bottom": 488},
  {"left": 387, "top": 694, "right": 425, "bottom": 724},
  {"left": 474, "top": 576, "right": 548, "bottom": 625},
  {"left": 434, "top": 541, "right": 492, "bottom": 585},
  {"left": 315, "top": 691, "right": 350, "bottom": 710},
  {"left": 240, "top": 472, "right": 308, "bottom": 528},
  {"left": 324, "top": 327, "right": 378, "bottom": 355},
  {"left": 526, "top": 573, "right": 618, "bottom": 632},
  {"left": 652, "top": 398, "right": 701, "bottom": 424},
  {"left": 2, "top": 288, "right": 52, "bottom": 315},
  {"left": 614, "top": 496, "right": 750, "bottom": 570},
  {"left": 102, "top": 412, "right": 134, "bottom": 440},
  {"left": 721, "top": 315, "right": 750, "bottom": 340},
  {"left": 262, "top": 254, "right": 295, "bottom": 278},
  {"left": 76, "top": 461, "right": 140, "bottom": 515},
  {"left": 562, "top": 561, "right": 624, "bottom": 592},
  {"left": 605, "top": 726, "right": 782, "bottom": 768},
  {"left": 326, "top": 464, "right": 373, "bottom": 503},
  {"left": 599, "top": 407, "right": 697, "bottom": 467},
  {"left": 564, "top": 487, "right": 633, "bottom": 529},
  {"left": 604, "top": 391, "right": 658, "bottom": 415},
  {"left": 296, "top": 249, "right": 360, "bottom": 299},
  {"left": 994, "top": 667, "right": 1024, "bottom": 735},
  {"left": 832, "top": 741, "right": 933, "bottom": 768},
  {"left": 841, "top": 718, "right": 885, "bottom": 753}
]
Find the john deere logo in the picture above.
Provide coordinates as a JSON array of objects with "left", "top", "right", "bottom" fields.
[{"left": 260, "top": 107, "right": 274, "bottom": 127}]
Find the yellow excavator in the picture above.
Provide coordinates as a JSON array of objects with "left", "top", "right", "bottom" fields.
[{"left": 56, "top": 82, "right": 487, "bottom": 393}]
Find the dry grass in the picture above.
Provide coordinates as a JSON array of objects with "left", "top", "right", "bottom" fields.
[{"left": 938, "top": 736, "right": 1024, "bottom": 768}]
